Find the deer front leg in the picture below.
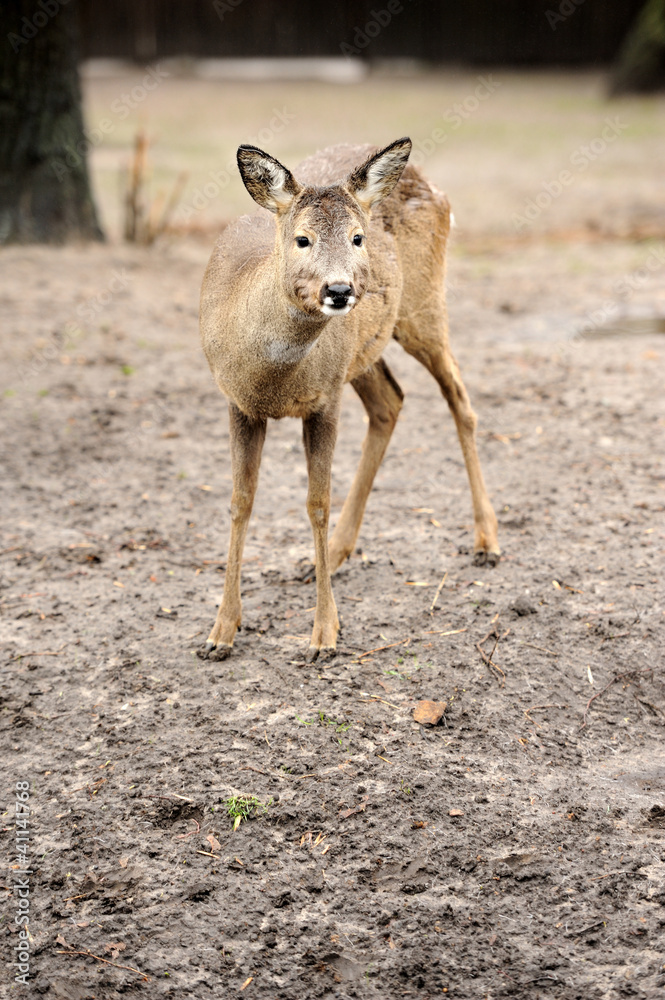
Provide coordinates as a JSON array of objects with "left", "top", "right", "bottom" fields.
[
  {"left": 199, "top": 403, "right": 266, "bottom": 661},
  {"left": 302, "top": 406, "right": 340, "bottom": 662}
]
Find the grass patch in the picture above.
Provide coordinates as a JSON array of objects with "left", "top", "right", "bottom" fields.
[{"left": 224, "top": 794, "right": 270, "bottom": 832}]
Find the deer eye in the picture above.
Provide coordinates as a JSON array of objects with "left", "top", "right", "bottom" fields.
[
  {"left": 352, "top": 234, "right": 364, "bottom": 247},
  {"left": 295, "top": 236, "right": 310, "bottom": 248}
]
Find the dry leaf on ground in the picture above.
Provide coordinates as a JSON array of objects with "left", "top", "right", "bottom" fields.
[{"left": 414, "top": 700, "right": 447, "bottom": 725}]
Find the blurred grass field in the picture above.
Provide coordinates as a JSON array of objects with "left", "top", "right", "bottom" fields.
[{"left": 83, "top": 64, "right": 665, "bottom": 244}]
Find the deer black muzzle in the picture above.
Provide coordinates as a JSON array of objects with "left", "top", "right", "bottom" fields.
[{"left": 325, "top": 283, "right": 353, "bottom": 309}]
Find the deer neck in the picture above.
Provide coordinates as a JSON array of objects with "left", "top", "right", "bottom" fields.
[{"left": 260, "top": 253, "right": 329, "bottom": 366}]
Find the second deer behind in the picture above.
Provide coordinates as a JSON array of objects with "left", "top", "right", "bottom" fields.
[{"left": 199, "top": 137, "right": 500, "bottom": 663}]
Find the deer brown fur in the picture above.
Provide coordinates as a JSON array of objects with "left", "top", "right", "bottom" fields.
[{"left": 199, "top": 138, "right": 500, "bottom": 662}]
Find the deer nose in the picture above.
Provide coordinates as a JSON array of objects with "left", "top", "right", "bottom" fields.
[{"left": 324, "top": 283, "right": 353, "bottom": 308}]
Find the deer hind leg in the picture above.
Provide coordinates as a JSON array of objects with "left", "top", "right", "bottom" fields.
[
  {"left": 200, "top": 403, "right": 266, "bottom": 661},
  {"left": 302, "top": 406, "right": 341, "bottom": 662},
  {"left": 329, "top": 358, "right": 404, "bottom": 572},
  {"left": 400, "top": 332, "right": 500, "bottom": 566}
]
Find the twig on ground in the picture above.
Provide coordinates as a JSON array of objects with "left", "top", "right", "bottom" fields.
[
  {"left": 56, "top": 949, "right": 149, "bottom": 981},
  {"left": 588, "top": 870, "right": 646, "bottom": 881},
  {"left": 476, "top": 627, "right": 510, "bottom": 685},
  {"left": 69, "top": 778, "right": 106, "bottom": 794},
  {"left": 176, "top": 818, "right": 200, "bottom": 840},
  {"left": 356, "top": 639, "right": 411, "bottom": 660},
  {"left": 524, "top": 703, "right": 567, "bottom": 724},
  {"left": 423, "top": 628, "right": 467, "bottom": 637},
  {"left": 579, "top": 668, "right": 653, "bottom": 731},
  {"left": 519, "top": 641, "right": 558, "bottom": 656},
  {"left": 12, "top": 644, "right": 67, "bottom": 660},
  {"left": 429, "top": 571, "right": 448, "bottom": 613},
  {"left": 142, "top": 793, "right": 194, "bottom": 803},
  {"left": 633, "top": 694, "right": 664, "bottom": 717},
  {"left": 359, "top": 695, "right": 402, "bottom": 710}
]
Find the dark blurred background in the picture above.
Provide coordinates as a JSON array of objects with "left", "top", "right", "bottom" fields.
[
  {"left": 78, "top": 0, "right": 644, "bottom": 66},
  {"left": 3, "top": 0, "right": 663, "bottom": 245}
]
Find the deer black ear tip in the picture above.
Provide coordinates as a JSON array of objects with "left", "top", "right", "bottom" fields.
[
  {"left": 237, "top": 144, "right": 266, "bottom": 160},
  {"left": 385, "top": 137, "right": 412, "bottom": 158}
]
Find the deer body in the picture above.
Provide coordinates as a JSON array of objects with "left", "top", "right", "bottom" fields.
[{"left": 200, "top": 139, "right": 499, "bottom": 662}]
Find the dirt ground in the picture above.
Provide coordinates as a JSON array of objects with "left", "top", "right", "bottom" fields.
[{"left": 2, "top": 69, "right": 665, "bottom": 1000}]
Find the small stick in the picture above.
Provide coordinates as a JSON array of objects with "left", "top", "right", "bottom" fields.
[
  {"left": 429, "top": 571, "right": 448, "bottom": 613},
  {"left": 148, "top": 170, "right": 188, "bottom": 243},
  {"left": 476, "top": 628, "right": 509, "bottom": 685},
  {"left": 588, "top": 870, "right": 642, "bottom": 881},
  {"left": 69, "top": 779, "right": 106, "bottom": 794},
  {"left": 56, "top": 949, "right": 149, "bottom": 981},
  {"left": 143, "top": 793, "right": 194, "bottom": 803},
  {"left": 176, "top": 819, "right": 200, "bottom": 840},
  {"left": 359, "top": 695, "right": 402, "bottom": 710},
  {"left": 12, "top": 644, "right": 67, "bottom": 660},
  {"left": 524, "top": 703, "right": 566, "bottom": 723},
  {"left": 519, "top": 641, "right": 558, "bottom": 656},
  {"left": 356, "top": 639, "right": 411, "bottom": 660},
  {"left": 580, "top": 668, "right": 653, "bottom": 731},
  {"left": 195, "top": 850, "right": 220, "bottom": 859},
  {"left": 633, "top": 694, "right": 663, "bottom": 717},
  {"left": 423, "top": 627, "right": 467, "bottom": 637}
]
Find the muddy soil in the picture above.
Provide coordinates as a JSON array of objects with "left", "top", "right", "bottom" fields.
[{"left": 2, "top": 147, "right": 665, "bottom": 1000}]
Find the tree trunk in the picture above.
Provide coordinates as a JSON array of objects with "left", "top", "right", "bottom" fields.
[
  {"left": 0, "top": 0, "right": 104, "bottom": 244},
  {"left": 609, "top": 0, "right": 665, "bottom": 95}
]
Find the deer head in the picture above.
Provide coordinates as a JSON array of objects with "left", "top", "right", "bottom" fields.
[{"left": 236, "top": 138, "right": 412, "bottom": 319}]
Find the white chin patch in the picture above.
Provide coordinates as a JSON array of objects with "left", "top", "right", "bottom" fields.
[{"left": 321, "top": 298, "right": 355, "bottom": 318}]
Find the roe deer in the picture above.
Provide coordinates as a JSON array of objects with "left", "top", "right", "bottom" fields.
[{"left": 199, "top": 138, "right": 499, "bottom": 662}]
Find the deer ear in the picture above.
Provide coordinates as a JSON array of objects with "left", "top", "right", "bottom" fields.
[
  {"left": 347, "top": 137, "right": 412, "bottom": 211},
  {"left": 237, "top": 145, "right": 301, "bottom": 213}
]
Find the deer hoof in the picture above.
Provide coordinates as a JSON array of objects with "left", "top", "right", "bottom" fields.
[
  {"left": 473, "top": 548, "right": 501, "bottom": 567},
  {"left": 209, "top": 643, "right": 233, "bottom": 661},
  {"left": 305, "top": 644, "right": 337, "bottom": 663},
  {"left": 197, "top": 641, "right": 233, "bottom": 661}
]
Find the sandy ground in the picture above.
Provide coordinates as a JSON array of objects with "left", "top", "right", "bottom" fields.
[{"left": 1, "top": 69, "right": 665, "bottom": 1000}]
